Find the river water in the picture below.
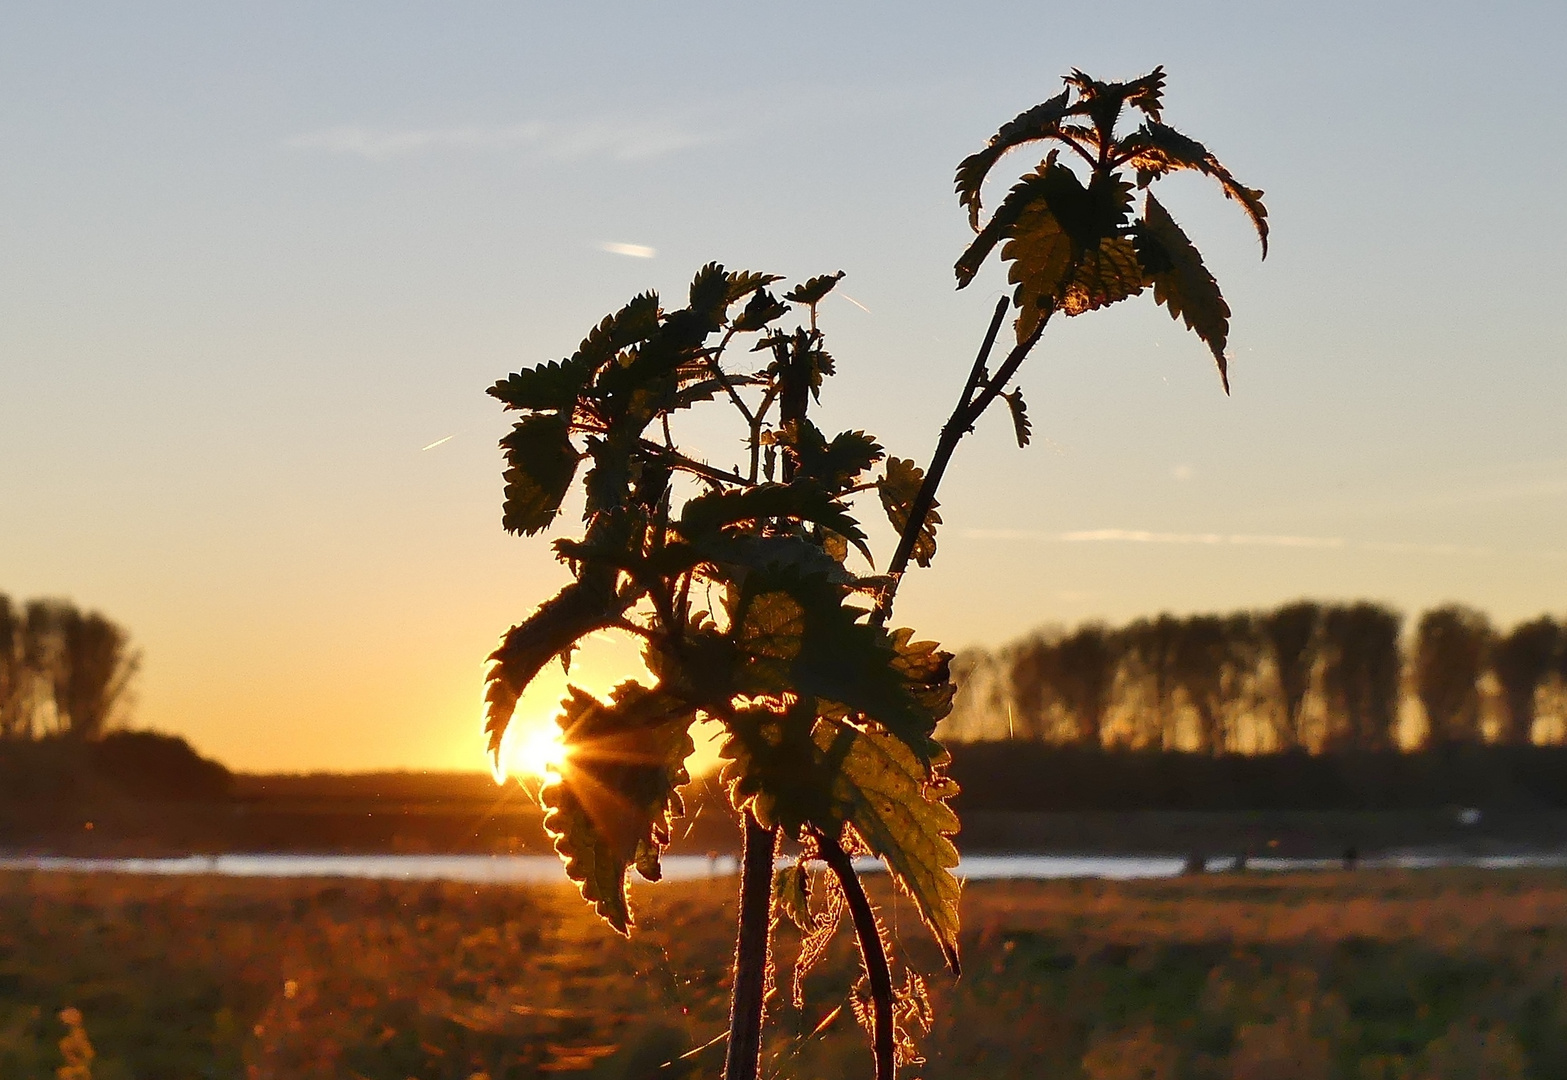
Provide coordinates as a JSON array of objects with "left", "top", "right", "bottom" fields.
[{"left": 4, "top": 851, "right": 1567, "bottom": 883}]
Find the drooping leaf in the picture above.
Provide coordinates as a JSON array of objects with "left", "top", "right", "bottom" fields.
[
  {"left": 483, "top": 579, "right": 625, "bottom": 758},
  {"left": 1002, "top": 387, "right": 1032, "bottom": 447},
  {"left": 878, "top": 458, "right": 939, "bottom": 568},
  {"left": 784, "top": 271, "right": 845, "bottom": 306},
  {"left": 500, "top": 413, "right": 581, "bottom": 535},
  {"left": 817, "top": 722, "right": 962, "bottom": 973},
  {"left": 772, "top": 861, "right": 814, "bottom": 932},
  {"left": 953, "top": 88, "right": 1075, "bottom": 230},
  {"left": 1123, "top": 121, "right": 1269, "bottom": 257},
  {"left": 1135, "top": 192, "right": 1233, "bottom": 392},
  {"left": 678, "top": 481, "right": 872, "bottom": 563},
  {"left": 541, "top": 681, "right": 697, "bottom": 934}
]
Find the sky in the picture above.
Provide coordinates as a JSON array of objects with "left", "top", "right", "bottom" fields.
[{"left": 3, "top": 1, "right": 1565, "bottom": 772}]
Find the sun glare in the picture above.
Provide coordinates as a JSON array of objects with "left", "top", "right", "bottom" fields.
[{"left": 508, "top": 721, "right": 567, "bottom": 783}]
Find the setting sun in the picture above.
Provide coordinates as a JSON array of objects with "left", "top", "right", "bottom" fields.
[{"left": 506, "top": 720, "right": 567, "bottom": 782}]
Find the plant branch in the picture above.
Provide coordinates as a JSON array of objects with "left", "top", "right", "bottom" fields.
[
  {"left": 704, "top": 331, "right": 756, "bottom": 426},
  {"left": 873, "top": 296, "right": 1036, "bottom": 627},
  {"left": 637, "top": 440, "right": 749, "bottom": 487},
  {"left": 723, "top": 812, "right": 777, "bottom": 1080},
  {"left": 819, "top": 831, "right": 895, "bottom": 1080}
]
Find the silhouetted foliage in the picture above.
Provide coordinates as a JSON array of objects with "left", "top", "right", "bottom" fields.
[
  {"left": 1261, "top": 601, "right": 1322, "bottom": 752},
  {"left": 1319, "top": 603, "right": 1403, "bottom": 753},
  {"left": 1416, "top": 605, "right": 1494, "bottom": 747},
  {"left": 946, "top": 602, "right": 1567, "bottom": 761},
  {"left": 1493, "top": 616, "right": 1562, "bottom": 746},
  {"left": 0, "top": 730, "right": 230, "bottom": 805},
  {"left": 484, "top": 67, "right": 1263, "bottom": 1079},
  {"left": 0, "top": 593, "right": 139, "bottom": 741}
]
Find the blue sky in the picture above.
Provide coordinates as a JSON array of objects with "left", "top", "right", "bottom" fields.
[{"left": 3, "top": 1, "right": 1564, "bottom": 769}]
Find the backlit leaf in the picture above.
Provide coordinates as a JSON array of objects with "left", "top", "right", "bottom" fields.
[
  {"left": 784, "top": 271, "right": 845, "bottom": 306},
  {"left": 1136, "top": 192, "right": 1232, "bottom": 392},
  {"left": 542, "top": 681, "right": 697, "bottom": 934},
  {"left": 878, "top": 458, "right": 939, "bottom": 568},
  {"left": 731, "top": 288, "right": 790, "bottom": 333},
  {"left": 678, "top": 481, "right": 872, "bottom": 563},
  {"left": 500, "top": 414, "right": 580, "bottom": 536},
  {"left": 953, "top": 88, "right": 1075, "bottom": 230},
  {"left": 725, "top": 269, "right": 785, "bottom": 304},
  {"left": 772, "top": 861, "right": 814, "bottom": 932},
  {"left": 572, "top": 291, "right": 661, "bottom": 373},
  {"left": 817, "top": 721, "right": 962, "bottom": 973},
  {"left": 488, "top": 356, "right": 592, "bottom": 413},
  {"left": 1123, "top": 121, "right": 1269, "bottom": 257},
  {"left": 483, "top": 580, "right": 625, "bottom": 758}
]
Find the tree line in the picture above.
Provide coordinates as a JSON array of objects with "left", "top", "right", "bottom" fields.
[
  {"left": 943, "top": 601, "right": 1567, "bottom": 754},
  {"left": 0, "top": 593, "right": 139, "bottom": 741}
]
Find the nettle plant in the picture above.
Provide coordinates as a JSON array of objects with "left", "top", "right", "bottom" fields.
[{"left": 483, "top": 68, "right": 1265, "bottom": 1080}]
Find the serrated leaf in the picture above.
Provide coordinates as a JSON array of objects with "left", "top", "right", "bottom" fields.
[
  {"left": 772, "top": 862, "right": 813, "bottom": 932},
  {"left": 725, "top": 270, "right": 785, "bottom": 304},
  {"left": 542, "top": 681, "right": 697, "bottom": 934},
  {"left": 678, "top": 481, "right": 872, "bottom": 564},
  {"left": 878, "top": 458, "right": 939, "bottom": 568},
  {"left": 954, "top": 88, "right": 1076, "bottom": 230},
  {"left": 731, "top": 287, "right": 790, "bottom": 333},
  {"left": 817, "top": 722, "right": 961, "bottom": 973},
  {"left": 1123, "top": 121, "right": 1268, "bottom": 257},
  {"left": 793, "top": 427, "right": 885, "bottom": 493},
  {"left": 573, "top": 291, "right": 661, "bottom": 372},
  {"left": 483, "top": 580, "right": 625, "bottom": 758},
  {"left": 488, "top": 356, "right": 592, "bottom": 413},
  {"left": 688, "top": 261, "right": 731, "bottom": 326},
  {"left": 499, "top": 414, "right": 581, "bottom": 535},
  {"left": 1136, "top": 192, "right": 1232, "bottom": 393},
  {"left": 1002, "top": 388, "right": 1032, "bottom": 447},
  {"left": 784, "top": 271, "right": 845, "bottom": 306}
]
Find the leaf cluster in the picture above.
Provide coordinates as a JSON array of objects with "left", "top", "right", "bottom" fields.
[
  {"left": 954, "top": 66, "right": 1268, "bottom": 391},
  {"left": 484, "top": 264, "right": 961, "bottom": 964}
]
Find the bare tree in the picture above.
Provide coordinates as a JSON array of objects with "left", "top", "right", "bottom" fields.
[
  {"left": 1414, "top": 604, "right": 1494, "bottom": 747},
  {"left": 1006, "top": 631, "right": 1066, "bottom": 742},
  {"left": 1260, "top": 601, "right": 1321, "bottom": 751},
  {"left": 1492, "top": 616, "right": 1562, "bottom": 746},
  {"left": 1167, "top": 614, "right": 1261, "bottom": 754}
]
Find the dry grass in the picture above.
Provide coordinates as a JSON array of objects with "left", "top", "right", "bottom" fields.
[{"left": 2, "top": 868, "right": 1566, "bottom": 1078}]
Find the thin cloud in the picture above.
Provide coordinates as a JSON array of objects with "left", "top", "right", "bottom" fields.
[
  {"left": 961, "top": 528, "right": 1505, "bottom": 557},
  {"left": 600, "top": 242, "right": 656, "bottom": 259},
  {"left": 285, "top": 118, "right": 711, "bottom": 163}
]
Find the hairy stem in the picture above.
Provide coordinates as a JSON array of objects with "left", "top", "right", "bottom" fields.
[
  {"left": 819, "top": 832, "right": 895, "bottom": 1080},
  {"left": 724, "top": 813, "right": 778, "bottom": 1080}
]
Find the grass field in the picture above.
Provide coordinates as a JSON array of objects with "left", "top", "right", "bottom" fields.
[{"left": 2, "top": 868, "right": 1566, "bottom": 1079}]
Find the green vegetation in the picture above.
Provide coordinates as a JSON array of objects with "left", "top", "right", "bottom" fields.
[
  {"left": 483, "top": 67, "right": 1265, "bottom": 1077},
  {"left": 3, "top": 869, "right": 1567, "bottom": 1078}
]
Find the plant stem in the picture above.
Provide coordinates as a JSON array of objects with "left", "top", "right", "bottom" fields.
[
  {"left": 875, "top": 297, "right": 1049, "bottom": 627},
  {"left": 820, "top": 832, "right": 895, "bottom": 1080},
  {"left": 724, "top": 812, "right": 778, "bottom": 1080}
]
